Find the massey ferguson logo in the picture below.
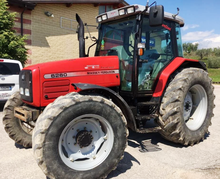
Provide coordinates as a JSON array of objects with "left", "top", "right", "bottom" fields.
[{"left": 87, "top": 70, "right": 116, "bottom": 75}]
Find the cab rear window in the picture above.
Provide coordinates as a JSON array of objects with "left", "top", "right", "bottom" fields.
[{"left": 0, "top": 62, "right": 20, "bottom": 75}]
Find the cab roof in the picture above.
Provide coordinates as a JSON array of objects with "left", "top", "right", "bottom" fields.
[{"left": 96, "top": 4, "right": 184, "bottom": 27}]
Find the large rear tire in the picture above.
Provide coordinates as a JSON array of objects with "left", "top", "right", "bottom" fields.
[
  {"left": 157, "top": 68, "right": 215, "bottom": 146},
  {"left": 3, "top": 91, "right": 33, "bottom": 147},
  {"left": 33, "top": 92, "right": 128, "bottom": 179}
]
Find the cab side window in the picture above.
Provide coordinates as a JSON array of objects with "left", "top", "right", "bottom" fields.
[{"left": 138, "top": 18, "right": 174, "bottom": 91}]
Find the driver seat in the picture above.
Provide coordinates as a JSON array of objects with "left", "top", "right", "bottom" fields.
[
  {"left": 108, "top": 46, "right": 132, "bottom": 90},
  {"left": 110, "top": 46, "right": 130, "bottom": 61},
  {"left": 138, "top": 49, "right": 159, "bottom": 87}
]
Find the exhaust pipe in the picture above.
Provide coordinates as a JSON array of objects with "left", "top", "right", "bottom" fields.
[{"left": 76, "top": 14, "right": 86, "bottom": 57}]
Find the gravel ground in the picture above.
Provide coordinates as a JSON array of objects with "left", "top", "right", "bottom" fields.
[{"left": 0, "top": 85, "right": 220, "bottom": 179}]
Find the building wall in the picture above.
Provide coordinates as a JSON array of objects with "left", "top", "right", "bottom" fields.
[
  {"left": 9, "top": 3, "right": 99, "bottom": 65},
  {"left": 8, "top": 6, "right": 32, "bottom": 64},
  {"left": 30, "top": 3, "right": 99, "bottom": 65},
  {"left": 9, "top": 6, "right": 32, "bottom": 44}
]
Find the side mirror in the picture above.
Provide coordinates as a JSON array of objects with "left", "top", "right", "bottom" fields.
[{"left": 149, "top": 5, "right": 164, "bottom": 27}]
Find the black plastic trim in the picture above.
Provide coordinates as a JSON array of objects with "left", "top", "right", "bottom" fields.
[{"left": 19, "top": 70, "right": 33, "bottom": 102}]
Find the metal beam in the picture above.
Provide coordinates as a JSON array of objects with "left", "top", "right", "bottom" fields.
[
  {"left": 7, "top": 0, "right": 36, "bottom": 10},
  {"left": 21, "top": 0, "right": 128, "bottom": 5}
]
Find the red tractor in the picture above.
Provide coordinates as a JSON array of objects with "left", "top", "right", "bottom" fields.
[{"left": 3, "top": 3, "right": 214, "bottom": 179}]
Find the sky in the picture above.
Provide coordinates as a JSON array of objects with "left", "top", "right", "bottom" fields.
[{"left": 126, "top": 0, "right": 220, "bottom": 49}]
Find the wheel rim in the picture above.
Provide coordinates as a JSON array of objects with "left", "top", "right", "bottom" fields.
[
  {"left": 183, "top": 84, "right": 208, "bottom": 131},
  {"left": 58, "top": 114, "right": 114, "bottom": 171},
  {"left": 19, "top": 120, "right": 34, "bottom": 135}
]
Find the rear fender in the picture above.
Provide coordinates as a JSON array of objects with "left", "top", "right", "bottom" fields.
[
  {"left": 74, "top": 83, "right": 137, "bottom": 131},
  {"left": 153, "top": 57, "right": 206, "bottom": 98}
]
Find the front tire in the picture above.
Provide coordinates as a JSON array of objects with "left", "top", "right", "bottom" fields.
[
  {"left": 3, "top": 91, "right": 33, "bottom": 147},
  {"left": 33, "top": 93, "right": 128, "bottom": 179},
  {"left": 157, "top": 68, "right": 215, "bottom": 146}
]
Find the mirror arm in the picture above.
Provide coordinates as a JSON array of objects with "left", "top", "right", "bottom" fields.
[
  {"left": 86, "top": 41, "right": 97, "bottom": 57},
  {"left": 85, "top": 23, "right": 97, "bottom": 42},
  {"left": 172, "top": 8, "right": 180, "bottom": 18},
  {"left": 149, "top": 1, "right": 157, "bottom": 7},
  {"left": 142, "top": 1, "right": 157, "bottom": 15}
]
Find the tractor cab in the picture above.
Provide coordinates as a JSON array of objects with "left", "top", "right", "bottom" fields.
[{"left": 95, "top": 4, "right": 184, "bottom": 95}]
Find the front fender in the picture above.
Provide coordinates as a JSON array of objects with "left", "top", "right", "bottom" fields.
[{"left": 73, "top": 83, "right": 137, "bottom": 131}]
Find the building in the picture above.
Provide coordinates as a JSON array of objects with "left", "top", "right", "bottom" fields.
[{"left": 7, "top": 0, "right": 128, "bottom": 65}]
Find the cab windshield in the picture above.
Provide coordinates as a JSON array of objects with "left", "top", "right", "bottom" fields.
[
  {"left": 95, "top": 16, "right": 136, "bottom": 57},
  {"left": 95, "top": 16, "right": 136, "bottom": 91}
]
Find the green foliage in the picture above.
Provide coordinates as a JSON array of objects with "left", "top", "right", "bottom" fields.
[
  {"left": 208, "top": 68, "right": 220, "bottom": 82},
  {"left": 207, "top": 57, "right": 220, "bottom": 68},
  {"left": 183, "top": 43, "right": 198, "bottom": 54},
  {"left": 0, "top": 0, "right": 27, "bottom": 65},
  {"left": 196, "top": 49, "right": 211, "bottom": 60},
  {"left": 213, "top": 47, "right": 220, "bottom": 57}
]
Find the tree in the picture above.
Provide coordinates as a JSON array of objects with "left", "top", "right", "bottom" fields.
[
  {"left": 183, "top": 43, "right": 199, "bottom": 54},
  {"left": 196, "top": 49, "right": 210, "bottom": 60},
  {"left": 0, "top": 0, "right": 27, "bottom": 65},
  {"left": 213, "top": 47, "right": 220, "bottom": 57},
  {"left": 192, "top": 43, "right": 199, "bottom": 52}
]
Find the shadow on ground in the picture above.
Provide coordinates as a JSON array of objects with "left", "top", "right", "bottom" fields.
[
  {"left": 0, "top": 102, "right": 5, "bottom": 112},
  {"left": 107, "top": 129, "right": 189, "bottom": 178},
  {"left": 107, "top": 151, "right": 139, "bottom": 179},
  {"left": 14, "top": 143, "right": 31, "bottom": 149},
  {"left": 128, "top": 130, "right": 183, "bottom": 150},
  {"left": 108, "top": 128, "right": 210, "bottom": 178}
]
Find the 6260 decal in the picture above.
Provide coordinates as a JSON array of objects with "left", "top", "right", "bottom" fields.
[{"left": 50, "top": 73, "right": 67, "bottom": 78}]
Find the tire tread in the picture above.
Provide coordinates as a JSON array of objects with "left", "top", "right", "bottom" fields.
[{"left": 33, "top": 92, "right": 127, "bottom": 179}]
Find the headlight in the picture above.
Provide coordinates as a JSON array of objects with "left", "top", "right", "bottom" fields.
[
  {"left": 102, "top": 14, "right": 107, "bottom": 21},
  {"left": 20, "top": 87, "right": 24, "bottom": 95},
  {"left": 127, "top": 7, "right": 135, "bottom": 14},
  {"left": 119, "top": 9, "right": 125, "bottom": 15},
  {"left": 97, "top": 16, "right": 102, "bottom": 22},
  {"left": 25, "top": 88, "right": 30, "bottom": 96}
]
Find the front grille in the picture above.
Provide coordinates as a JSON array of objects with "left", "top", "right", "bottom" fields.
[
  {"left": 19, "top": 70, "right": 33, "bottom": 102},
  {"left": 43, "top": 80, "right": 70, "bottom": 100}
]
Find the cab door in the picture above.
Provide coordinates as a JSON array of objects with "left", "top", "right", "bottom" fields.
[{"left": 138, "top": 18, "right": 174, "bottom": 92}]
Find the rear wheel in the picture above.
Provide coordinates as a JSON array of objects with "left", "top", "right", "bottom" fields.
[
  {"left": 157, "top": 68, "right": 215, "bottom": 146},
  {"left": 33, "top": 93, "right": 128, "bottom": 179},
  {"left": 3, "top": 91, "right": 33, "bottom": 147}
]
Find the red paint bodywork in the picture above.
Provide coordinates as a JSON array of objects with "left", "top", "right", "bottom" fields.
[
  {"left": 22, "top": 56, "right": 200, "bottom": 107},
  {"left": 152, "top": 57, "right": 199, "bottom": 97},
  {"left": 23, "top": 56, "right": 120, "bottom": 107}
]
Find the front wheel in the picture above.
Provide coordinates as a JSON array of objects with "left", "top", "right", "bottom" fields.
[
  {"left": 157, "top": 68, "right": 215, "bottom": 146},
  {"left": 33, "top": 93, "right": 128, "bottom": 179},
  {"left": 3, "top": 91, "right": 33, "bottom": 147}
]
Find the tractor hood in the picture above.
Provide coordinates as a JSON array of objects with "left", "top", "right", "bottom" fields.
[
  {"left": 20, "top": 56, "right": 120, "bottom": 107},
  {"left": 24, "top": 56, "right": 119, "bottom": 73}
]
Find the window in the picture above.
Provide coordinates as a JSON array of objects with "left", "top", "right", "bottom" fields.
[
  {"left": 176, "top": 24, "right": 183, "bottom": 57},
  {"left": 96, "top": 16, "right": 136, "bottom": 91},
  {"left": 0, "top": 62, "right": 20, "bottom": 75},
  {"left": 138, "top": 17, "right": 174, "bottom": 91},
  {"left": 99, "top": 5, "right": 113, "bottom": 14},
  {"left": 60, "top": 17, "right": 77, "bottom": 31}
]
